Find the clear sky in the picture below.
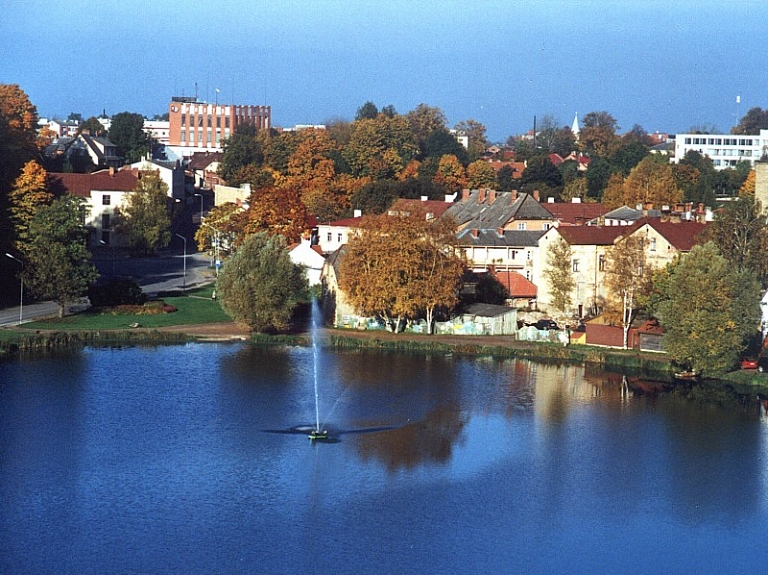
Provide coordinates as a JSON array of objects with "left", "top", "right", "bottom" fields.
[{"left": 2, "top": 0, "right": 766, "bottom": 142}]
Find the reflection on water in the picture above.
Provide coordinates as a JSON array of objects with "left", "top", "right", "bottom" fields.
[{"left": 1, "top": 343, "right": 768, "bottom": 574}]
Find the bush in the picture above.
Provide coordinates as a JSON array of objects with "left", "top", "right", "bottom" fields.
[
  {"left": 89, "top": 278, "right": 147, "bottom": 308},
  {"left": 104, "top": 300, "right": 177, "bottom": 316}
]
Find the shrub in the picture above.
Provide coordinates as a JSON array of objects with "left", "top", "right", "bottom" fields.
[{"left": 89, "top": 278, "right": 147, "bottom": 308}]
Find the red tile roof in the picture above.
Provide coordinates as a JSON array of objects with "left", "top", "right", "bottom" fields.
[
  {"left": 542, "top": 201, "right": 609, "bottom": 225},
  {"left": 388, "top": 198, "right": 453, "bottom": 219},
  {"left": 51, "top": 169, "right": 139, "bottom": 198},
  {"left": 632, "top": 219, "right": 708, "bottom": 251},
  {"left": 493, "top": 270, "right": 537, "bottom": 298}
]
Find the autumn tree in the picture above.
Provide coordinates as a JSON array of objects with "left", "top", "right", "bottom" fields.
[
  {"left": 24, "top": 196, "right": 99, "bottom": 317},
  {"left": 579, "top": 111, "right": 619, "bottom": 157},
  {"left": 604, "top": 235, "right": 651, "bottom": 349},
  {"left": 655, "top": 242, "right": 761, "bottom": 376},
  {"left": 560, "top": 177, "right": 588, "bottom": 203},
  {"left": 739, "top": 170, "right": 756, "bottom": 198},
  {"left": 432, "top": 154, "right": 467, "bottom": 194},
  {"left": 466, "top": 160, "right": 497, "bottom": 189},
  {"left": 195, "top": 202, "right": 243, "bottom": 254},
  {"left": 406, "top": 104, "right": 448, "bottom": 149},
  {"left": 0, "top": 84, "right": 39, "bottom": 305},
  {"left": 108, "top": 111, "right": 151, "bottom": 163},
  {"left": 600, "top": 172, "right": 626, "bottom": 210},
  {"left": 113, "top": 171, "right": 171, "bottom": 254},
  {"left": 339, "top": 212, "right": 465, "bottom": 333},
  {"left": 216, "top": 232, "right": 308, "bottom": 333},
  {"left": 343, "top": 114, "right": 419, "bottom": 179},
  {"left": 242, "top": 184, "right": 308, "bottom": 243},
  {"left": 622, "top": 155, "right": 682, "bottom": 208},
  {"left": 543, "top": 237, "right": 575, "bottom": 319},
  {"left": 9, "top": 160, "right": 54, "bottom": 252}
]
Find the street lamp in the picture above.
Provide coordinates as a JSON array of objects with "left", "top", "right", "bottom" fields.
[
  {"left": 175, "top": 233, "right": 187, "bottom": 292},
  {"left": 194, "top": 193, "right": 204, "bottom": 222},
  {"left": 5, "top": 253, "right": 23, "bottom": 325}
]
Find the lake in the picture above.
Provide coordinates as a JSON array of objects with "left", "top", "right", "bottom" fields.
[{"left": 1, "top": 343, "right": 767, "bottom": 574}]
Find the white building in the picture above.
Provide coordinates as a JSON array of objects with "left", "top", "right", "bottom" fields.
[
  {"left": 674, "top": 130, "right": 768, "bottom": 169},
  {"left": 144, "top": 120, "right": 170, "bottom": 145}
]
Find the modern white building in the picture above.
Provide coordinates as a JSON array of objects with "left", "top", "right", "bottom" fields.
[{"left": 674, "top": 130, "right": 768, "bottom": 169}]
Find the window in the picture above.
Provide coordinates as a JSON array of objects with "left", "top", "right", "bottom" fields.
[
  {"left": 101, "top": 213, "right": 110, "bottom": 229},
  {"left": 102, "top": 194, "right": 111, "bottom": 206},
  {"left": 510, "top": 250, "right": 517, "bottom": 260},
  {"left": 572, "top": 259, "right": 579, "bottom": 272},
  {"left": 542, "top": 223, "right": 550, "bottom": 230},
  {"left": 650, "top": 238, "right": 657, "bottom": 251},
  {"left": 598, "top": 255, "right": 606, "bottom": 271},
  {"left": 326, "top": 232, "right": 332, "bottom": 242},
  {"left": 517, "top": 222, "right": 527, "bottom": 230},
  {"left": 337, "top": 233, "right": 343, "bottom": 243}
]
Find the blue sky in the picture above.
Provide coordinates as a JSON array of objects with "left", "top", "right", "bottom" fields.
[{"left": 2, "top": 0, "right": 766, "bottom": 142}]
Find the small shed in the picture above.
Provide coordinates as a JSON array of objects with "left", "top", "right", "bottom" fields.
[
  {"left": 444, "top": 303, "right": 518, "bottom": 336},
  {"left": 637, "top": 320, "right": 665, "bottom": 353}
]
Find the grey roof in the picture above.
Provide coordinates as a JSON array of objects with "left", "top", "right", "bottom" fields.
[
  {"left": 444, "top": 190, "right": 553, "bottom": 230},
  {"left": 462, "top": 303, "right": 516, "bottom": 318},
  {"left": 456, "top": 228, "right": 544, "bottom": 247},
  {"left": 603, "top": 205, "right": 662, "bottom": 221}
]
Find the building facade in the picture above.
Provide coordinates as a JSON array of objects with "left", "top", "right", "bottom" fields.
[
  {"left": 674, "top": 130, "right": 768, "bottom": 169},
  {"left": 167, "top": 96, "right": 270, "bottom": 156}
]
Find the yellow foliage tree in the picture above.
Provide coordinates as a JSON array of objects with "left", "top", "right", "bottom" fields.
[
  {"left": 623, "top": 155, "right": 682, "bottom": 208},
  {"left": 466, "top": 160, "right": 497, "bottom": 189},
  {"left": 339, "top": 210, "right": 465, "bottom": 333},
  {"left": 9, "top": 160, "right": 53, "bottom": 252},
  {"left": 600, "top": 173, "right": 626, "bottom": 210},
  {"left": 433, "top": 154, "right": 467, "bottom": 194},
  {"left": 739, "top": 169, "right": 756, "bottom": 198}
]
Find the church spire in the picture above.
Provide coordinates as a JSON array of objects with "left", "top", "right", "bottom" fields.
[{"left": 571, "top": 113, "right": 580, "bottom": 139}]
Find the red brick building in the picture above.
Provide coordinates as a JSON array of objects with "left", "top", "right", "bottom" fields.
[{"left": 167, "top": 96, "right": 270, "bottom": 154}]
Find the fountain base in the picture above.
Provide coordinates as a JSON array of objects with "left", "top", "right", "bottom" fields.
[{"left": 308, "top": 429, "right": 329, "bottom": 441}]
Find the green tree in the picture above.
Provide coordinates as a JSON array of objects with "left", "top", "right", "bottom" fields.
[
  {"left": 219, "top": 125, "right": 264, "bottom": 184},
  {"left": 216, "top": 232, "right": 308, "bottom": 332},
  {"left": 24, "top": 196, "right": 99, "bottom": 317},
  {"left": 453, "top": 119, "right": 488, "bottom": 162},
  {"left": 422, "top": 129, "right": 469, "bottom": 164},
  {"left": 585, "top": 156, "right": 613, "bottom": 200},
  {"left": 609, "top": 139, "right": 649, "bottom": 176},
  {"left": 543, "top": 237, "right": 575, "bottom": 319},
  {"left": 108, "top": 111, "right": 151, "bottom": 163},
  {"left": 497, "top": 165, "right": 516, "bottom": 192},
  {"left": 113, "top": 171, "right": 171, "bottom": 254},
  {"left": 520, "top": 155, "right": 563, "bottom": 191},
  {"left": 78, "top": 116, "right": 106, "bottom": 136},
  {"left": 702, "top": 196, "right": 768, "bottom": 286},
  {"left": 656, "top": 242, "right": 761, "bottom": 376},
  {"left": 732, "top": 107, "right": 768, "bottom": 135},
  {"left": 355, "top": 101, "right": 379, "bottom": 121}
]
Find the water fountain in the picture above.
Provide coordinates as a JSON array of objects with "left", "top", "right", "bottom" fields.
[{"left": 308, "top": 297, "right": 329, "bottom": 441}]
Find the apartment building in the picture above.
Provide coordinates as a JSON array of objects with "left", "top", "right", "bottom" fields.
[
  {"left": 167, "top": 96, "right": 270, "bottom": 157},
  {"left": 674, "top": 129, "right": 768, "bottom": 169}
]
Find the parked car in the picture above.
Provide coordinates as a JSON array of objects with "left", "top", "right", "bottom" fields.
[
  {"left": 741, "top": 357, "right": 759, "bottom": 370},
  {"left": 534, "top": 319, "right": 559, "bottom": 331},
  {"left": 759, "top": 356, "right": 768, "bottom": 373}
]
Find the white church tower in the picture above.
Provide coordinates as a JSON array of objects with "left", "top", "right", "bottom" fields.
[{"left": 571, "top": 113, "right": 580, "bottom": 140}]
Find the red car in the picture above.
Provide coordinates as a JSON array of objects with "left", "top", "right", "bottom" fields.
[{"left": 741, "top": 358, "right": 759, "bottom": 370}]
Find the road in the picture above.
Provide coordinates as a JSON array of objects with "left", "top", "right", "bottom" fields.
[{"left": 0, "top": 250, "right": 216, "bottom": 328}]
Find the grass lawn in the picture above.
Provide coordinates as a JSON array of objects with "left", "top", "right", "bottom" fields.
[{"left": 23, "top": 286, "right": 231, "bottom": 331}]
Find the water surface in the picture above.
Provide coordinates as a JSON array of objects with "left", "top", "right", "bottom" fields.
[{"left": 1, "top": 344, "right": 766, "bottom": 574}]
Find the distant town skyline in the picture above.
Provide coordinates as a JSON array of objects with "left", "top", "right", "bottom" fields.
[{"left": 2, "top": 0, "right": 766, "bottom": 142}]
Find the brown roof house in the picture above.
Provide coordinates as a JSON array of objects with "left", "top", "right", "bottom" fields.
[{"left": 51, "top": 168, "right": 140, "bottom": 246}]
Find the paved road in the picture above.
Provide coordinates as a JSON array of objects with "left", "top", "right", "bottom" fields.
[{"left": 0, "top": 250, "right": 216, "bottom": 327}]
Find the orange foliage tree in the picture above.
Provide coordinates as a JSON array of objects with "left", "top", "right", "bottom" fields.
[
  {"left": 243, "top": 184, "right": 309, "bottom": 244},
  {"left": 339, "top": 210, "right": 465, "bottom": 333},
  {"left": 9, "top": 160, "right": 54, "bottom": 252}
]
